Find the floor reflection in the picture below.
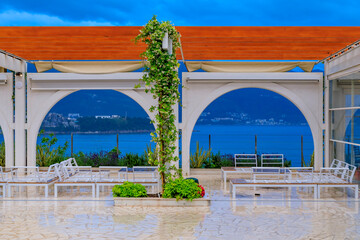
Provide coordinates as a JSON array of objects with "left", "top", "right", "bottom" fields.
[{"left": 0, "top": 173, "right": 359, "bottom": 239}]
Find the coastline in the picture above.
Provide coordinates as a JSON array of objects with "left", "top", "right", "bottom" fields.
[{"left": 41, "top": 130, "right": 153, "bottom": 134}]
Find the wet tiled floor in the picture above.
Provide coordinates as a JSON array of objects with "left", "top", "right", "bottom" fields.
[{"left": 0, "top": 174, "right": 359, "bottom": 239}]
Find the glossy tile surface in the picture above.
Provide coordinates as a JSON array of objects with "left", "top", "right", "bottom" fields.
[{"left": 0, "top": 174, "right": 359, "bottom": 239}]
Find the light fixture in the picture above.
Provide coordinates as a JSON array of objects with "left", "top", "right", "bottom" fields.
[
  {"left": 15, "top": 80, "right": 23, "bottom": 89},
  {"left": 15, "top": 72, "right": 23, "bottom": 77},
  {"left": 162, "top": 32, "right": 173, "bottom": 55}
]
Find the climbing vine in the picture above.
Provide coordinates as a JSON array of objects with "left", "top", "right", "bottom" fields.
[{"left": 135, "top": 16, "right": 181, "bottom": 191}]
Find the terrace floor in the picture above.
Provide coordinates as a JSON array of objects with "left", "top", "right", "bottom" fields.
[{"left": 0, "top": 172, "right": 359, "bottom": 239}]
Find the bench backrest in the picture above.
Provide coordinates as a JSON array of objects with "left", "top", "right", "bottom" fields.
[
  {"left": 328, "top": 159, "right": 357, "bottom": 183},
  {"left": 234, "top": 154, "right": 257, "bottom": 167},
  {"left": 261, "top": 154, "right": 284, "bottom": 167},
  {"left": 43, "top": 163, "right": 60, "bottom": 182},
  {"left": 99, "top": 166, "right": 128, "bottom": 181}
]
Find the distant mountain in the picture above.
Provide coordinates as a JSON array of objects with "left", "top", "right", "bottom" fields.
[
  {"left": 49, "top": 90, "right": 149, "bottom": 118},
  {"left": 47, "top": 62, "right": 319, "bottom": 124},
  {"left": 199, "top": 88, "right": 307, "bottom": 124},
  {"left": 48, "top": 88, "right": 306, "bottom": 125}
]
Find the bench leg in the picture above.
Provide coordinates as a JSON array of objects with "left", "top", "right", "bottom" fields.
[
  {"left": 7, "top": 185, "right": 11, "bottom": 198},
  {"left": 45, "top": 185, "right": 48, "bottom": 198},
  {"left": 54, "top": 185, "right": 58, "bottom": 198},
  {"left": 355, "top": 185, "right": 359, "bottom": 199},
  {"left": 314, "top": 186, "right": 317, "bottom": 199},
  {"left": 96, "top": 184, "right": 100, "bottom": 198},
  {"left": 317, "top": 186, "right": 321, "bottom": 199},
  {"left": 92, "top": 185, "right": 95, "bottom": 198}
]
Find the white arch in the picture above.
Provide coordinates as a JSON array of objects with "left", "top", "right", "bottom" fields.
[
  {"left": 181, "top": 73, "right": 323, "bottom": 176},
  {"left": 27, "top": 90, "right": 75, "bottom": 166},
  {"left": 186, "top": 82, "right": 319, "bottom": 145},
  {"left": 27, "top": 89, "right": 156, "bottom": 166}
]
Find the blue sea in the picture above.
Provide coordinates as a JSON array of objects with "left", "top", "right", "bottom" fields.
[{"left": 0, "top": 125, "right": 313, "bottom": 167}]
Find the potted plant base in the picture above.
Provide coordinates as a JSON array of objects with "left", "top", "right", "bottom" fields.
[
  {"left": 112, "top": 180, "right": 210, "bottom": 207},
  {"left": 114, "top": 197, "right": 210, "bottom": 207}
]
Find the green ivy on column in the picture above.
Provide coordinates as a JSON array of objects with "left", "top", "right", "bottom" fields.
[{"left": 135, "top": 16, "right": 181, "bottom": 192}]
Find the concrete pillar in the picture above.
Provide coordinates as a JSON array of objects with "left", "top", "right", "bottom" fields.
[
  {"left": 5, "top": 128, "right": 14, "bottom": 167},
  {"left": 181, "top": 128, "right": 190, "bottom": 177},
  {"left": 324, "top": 62, "right": 330, "bottom": 167},
  {"left": 173, "top": 103, "right": 180, "bottom": 169},
  {"left": 14, "top": 63, "right": 27, "bottom": 166}
]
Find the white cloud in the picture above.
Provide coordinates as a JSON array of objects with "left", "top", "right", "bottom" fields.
[{"left": 0, "top": 10, "right": 115, "bottom": 26}]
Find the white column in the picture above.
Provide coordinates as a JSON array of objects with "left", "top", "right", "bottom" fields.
[
  {"left": 181, "top": 77, "right": 190, "bottom": 177},
  {"left": 181, "top": 128, "right": 190, "bottom": 177},
  {"left": 5, "top": 128, "right": 14, "bottom": 167},
  {"left": 324, "top": 61, "right": 330, "bottom": 167},
  {"left": 27, "top": 128, "right": 37, "bottom": 167},
  {"left": 14, "top": 62, "right": 27, "bottom": 166},
  {"left": 173, "top": 103, "right": 180, "bottom": 169}
]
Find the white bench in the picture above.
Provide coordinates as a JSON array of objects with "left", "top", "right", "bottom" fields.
[
  {"left": 230, "top": 179, "right": 318, "bottom": 199},
  {"left": 7, "top": 164, "right": 60, "bottom": 198}
]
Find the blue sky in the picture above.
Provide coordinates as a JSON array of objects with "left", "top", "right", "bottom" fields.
[{"left": 1, "top": 0, "right": 359, "bottom": 26}]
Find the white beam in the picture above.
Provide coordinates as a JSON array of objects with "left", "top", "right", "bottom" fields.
[
  {"left": 0, "top": 52, "right": 26, "bottom": 72},
  {"left": 185, "top": 72, "right": 322, "bottom": 82},
  {"left": 327, "top": 45, "right": 360, "bottom": 80},
  {"left": 28, "top": 72, "right": 145, "bottom": 90}
]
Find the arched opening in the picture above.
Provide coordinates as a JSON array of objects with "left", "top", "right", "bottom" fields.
[
  {"left": 35, "top": 90, "right": 154, "bottom": 166},
  {"left": 190, "top": 88, "right": 314, "bottom": 167}
]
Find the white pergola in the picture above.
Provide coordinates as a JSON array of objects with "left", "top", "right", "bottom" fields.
[{"left": 0, "top": 54, "right": 329, "bottom": 176}]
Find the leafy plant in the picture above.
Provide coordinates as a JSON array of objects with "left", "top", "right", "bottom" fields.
[
  {"left": 190, "top": 142, "right": 211, "bottom": 168},
  {"left": 284, "top": 160, "right": 292, "bottom": 167},
  {"left": 74, "top": 149, "right": 120, "bottom": 167},
  {"left": 36, "top": 130, "right": 68, "bottom": 167},
  {"left": 135, "top": 16, "right": 182, "bottom": 191},
  {"left": 163, "top": 178, "right": 202, "bottom": 201},
  {"left": 144, "top": 144, "right": 158, "bottom": 166},
  {"left": 0, "top": 141, "right": 5, "bottom": 167},
  {"left": 112, "top": 182, "right": 147, "bottom": 198},
  {"left": 302, "top": 151, "right": 314, "bottom": 167},
  {"left": 73, "top": 149, "right": 149, "bottom": 167},
  {"left": 121, "top": 153, "right": 148, "bottom": 168}
]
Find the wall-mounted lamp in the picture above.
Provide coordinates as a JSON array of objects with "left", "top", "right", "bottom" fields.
[
  {"left": 15, "top": 80, "right": 23, "bottom": 89},
  {"left": 15, "top": 72, "right": 23, "bottom": 77},
  {"left": 162, "top": 32, "right": 173, "bottom": 55}
]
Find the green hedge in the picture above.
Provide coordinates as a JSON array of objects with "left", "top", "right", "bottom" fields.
[
  {"left": 163, "top": 178, "right": 202, "bottom": 201},
  {"left": 112, "top": 182, "right": 147, "bottom": 198}
]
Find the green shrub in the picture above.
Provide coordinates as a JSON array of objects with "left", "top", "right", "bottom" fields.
[
  {"left": 120, "top": 153, "right": 148, "bottom": 168},
  {"left": 190, "top": 141, "right": 211, "bottom": 168},
  {"left": 36, "top": 130, "right": 68, "bottom": 167},
  {"left": 73, "top": 150, "right": 149, "bottom": 167},
  {"left": 144, "top": 144, "right": 158, "bottom": 166},
  {"left": 112, "top": 182, "right": 147, "bottom": 198},
  {"left": 163, "top": 178, "right": 202, "bottom": 201},
  {"left": 0, "top": 141, "right": 5, "bottom": 167},
  {"left": 202, "top": 152, "right": 234, "bottom": 168},
  {"left": 302, "top": 151, "right": 314, "bottom": 167}
]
